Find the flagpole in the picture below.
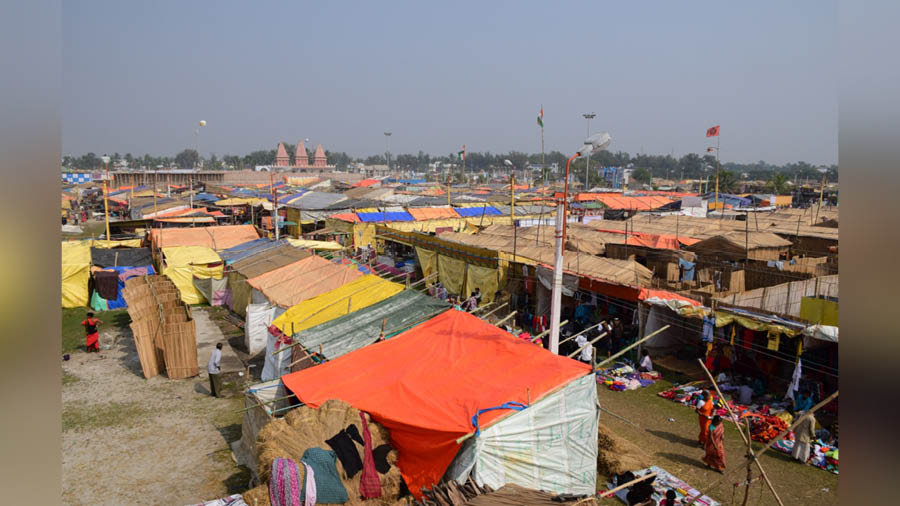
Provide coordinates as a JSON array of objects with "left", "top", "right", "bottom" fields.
[{"left": 714, "top": 132, "right": 720, "bottom": 218}]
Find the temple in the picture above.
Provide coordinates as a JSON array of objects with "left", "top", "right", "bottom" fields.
[
  {"left": 274, "top": 143, "right": 290, "bottom": 167},
  {"left": 274, "top": 139, "right": 334, "bottom": 169}
]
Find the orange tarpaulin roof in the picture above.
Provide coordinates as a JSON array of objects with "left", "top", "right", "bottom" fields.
[
  {"left": 592, "top": 228, "right": 700, "bottom": 249},
  {"left": 638, "top": 288, "right": 703, "bottom": 306},
  {"left": 282, "top": 309, "right": 590, "bottom": 498},
  {"left": 407, "top": 207, "right": 460, "bottom": 221},
  {"left": 329, "top": 212, "right": 360, "bottom": 223},
  {"left": 352, "top": 179, "right": 379, "bottom": 188},
  {"left": 246, "top": 255, "right": 363, "bottom": 308},
  {"left": 149, "top": 224, "right": 259, "bottom": 250}
]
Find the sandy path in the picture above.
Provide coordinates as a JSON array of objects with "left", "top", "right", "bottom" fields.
[{"left": 62, "top": 309, "right": 248, "bottom": 506}]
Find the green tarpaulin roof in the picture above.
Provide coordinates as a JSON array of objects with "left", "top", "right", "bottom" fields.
[{"left": 293, "top": 289, "right": 450, "bottom": 360}]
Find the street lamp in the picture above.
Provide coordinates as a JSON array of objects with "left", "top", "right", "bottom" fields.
[
  {"left": 549, "top": 132, "right": 611, "bottom": 354},
  {"left": 100, "top": 154, "right": 112, "bottom": 247},
  {"left": 815, "top": 166, "right": 829, "bottom": 223},
  {"left": 384, "top": 132, "right": 392, "bottom": 171},
  {"left": 583, "top": 113, "right": 596, "bottom": 190}
]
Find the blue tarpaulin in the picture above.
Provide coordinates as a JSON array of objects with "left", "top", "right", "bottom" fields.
[
  {"left": 90, "top": 265, "right": 156, "bottom": 311},
  {"left": 194, "top": 192, "right": 220, "bottom": 202},
  {"left": 356, "top": 211, "right": 415, "bottom": 222},
  {"left": 453, "top": 206, "right": 502, "bottom": 217}
]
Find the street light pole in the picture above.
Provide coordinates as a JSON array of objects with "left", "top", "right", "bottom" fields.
[
  {"left": 583, "top": 113, "right": 596, "bottom": 190},
  {"left": 384, "top": 132, "right": 392, "bottom": 172},
  {"left": 101, "top": 155, "right": 111, "bottom": 247}
]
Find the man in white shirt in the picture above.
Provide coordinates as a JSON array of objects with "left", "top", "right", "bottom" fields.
[
  {"left": 208, "top": 343, "right": 223, "bottom": 397},
  {"left": 574, "top": 335, "right": 593, "bottom": 363}
]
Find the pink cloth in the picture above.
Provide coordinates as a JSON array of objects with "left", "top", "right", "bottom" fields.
[
  {"left": 359, "top": 412, "right": 382, "bottom": 499},
  {"left": 303, "top": 463, "right": 316, "bottom": 506}
]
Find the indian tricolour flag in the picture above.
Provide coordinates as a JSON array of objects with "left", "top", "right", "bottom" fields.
[
  {"left": 537, "top": 106, "right": 544, "bottom": 128},
  {"left": 457, "top": 144, "right": 466, "bottom": 161}
]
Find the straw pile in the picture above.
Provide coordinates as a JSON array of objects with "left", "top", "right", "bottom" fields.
[
  {"left": 243, "top": 399, "right": 405, "bottom": 506},
  {"left": 596, "top": 422, "right": 652, "bottom": 477}
]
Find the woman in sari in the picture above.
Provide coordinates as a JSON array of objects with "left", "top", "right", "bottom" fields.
[
  {"left": 703, "top": 415, "right": 726, "bottom": 472},
  {"left": 696, "top": 390, "right": 714, "bottom": 446}
]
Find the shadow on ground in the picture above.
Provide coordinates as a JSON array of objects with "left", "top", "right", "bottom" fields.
[{"left": 646, "top": 429, "right": 701, "bottom": 448}]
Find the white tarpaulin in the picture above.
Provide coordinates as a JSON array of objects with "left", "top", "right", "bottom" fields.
[
  {"left": 444, "top": 373, "right": 599, "bottom": 495},
  {"left": 245, "top": 302, "right": 276, "bottom": 357},
  {"left": 536, "top": 265, "right": 579, "bottom": 297},
  {"left": 260, "top": 306, "right": 288, "bottom": 381}
]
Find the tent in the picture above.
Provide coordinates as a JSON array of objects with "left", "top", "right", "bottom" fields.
[
  {"left": 281, "top": 309, "right": 596, "bottom": 498},
  {"left": 90, "top": 265, "right": 156, "bottom": 311},
  {"left": 218, "top": 238, "right": 289, "bottom": 265},
  {"left": 150, "top": 224, "right": 259, "bottom": 250},
  {"left": 90, "top": 247, "right": 152, "bottom": 268},
  {"left": 160, "top": 246, "right": 224, "bottom": 304},
  {"left": 289, "top": 290, "right": 450, "bottom": 360},
  {"left": 246, "top": 255, "right": 363, "bottom": 308},
  {"left": 227, "top": 245, "right": 312, "bottom": 317},
  {"left": 62, "top": 240, "right": 92, "bottom": 308}
]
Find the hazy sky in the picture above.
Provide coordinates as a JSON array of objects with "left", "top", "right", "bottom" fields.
[{"left": 63, "top": 1, "right": 836, "bottom": 165}]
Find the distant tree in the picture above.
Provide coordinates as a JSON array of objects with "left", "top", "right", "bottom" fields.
[
  {"left": 767, "top": 173, "right": 790, "bottom": 194},
  {"left": 208, "top": 154, "right": 221, "bottom": 170},
  {"left": 631, "top": 167, "right": 651, "bottom": 185},
  {"left": 174, "top": 149, "right": 199, "bottom": 169},
  {"left": 124, "top": 153, "right": 133, "bottom": 167},
  {"left": 716, "top": 170, "right": 740, "bottom": 193}
]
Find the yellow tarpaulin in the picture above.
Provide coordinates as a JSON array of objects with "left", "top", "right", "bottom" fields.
[
  {"left": 272, "top": 275, "right": 404, "bottom": 334},
  {"left": 215, "top": 197, "right": 266, "bottom": 206},
  {"left": 286, "top": 239, "right": 345, "bottom": 251},
  {"left": 438, "top": 254, "right": 466, "bottom": 295},
  {"left": 465, "top": 264, "right": 498, "bottom": 304},
  {"left": 714, "top": 310, "right": 801, "bottom": 337},
  {"left": 90, "top": 238, "right": 143, "bottom": 248},
  {"left": 352, "top": 223, "right": 376, "bottom": 249},
  {"left": 162, "top": 246, "right": 224, "bottom": 305},
  {"left": 416, "top": 247, "right": 437, "bottom": 281},
  {"left": 800, "top": 297, "right": 838, "bottom": 326},
  {"left": 62, "top": 240, "right": 92, "bottom": 308}
]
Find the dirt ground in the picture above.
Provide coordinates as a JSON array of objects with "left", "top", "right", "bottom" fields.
[
  {"left": 61, "top": 308, "right": 250, "bottom": 506},
  {"left": 594, "top": 369, "right": 838, "bottom": 506}
]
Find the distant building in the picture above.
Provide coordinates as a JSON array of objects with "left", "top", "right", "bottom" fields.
[{"left": 275, "top": 143, "right": 290, "bottom": 167}]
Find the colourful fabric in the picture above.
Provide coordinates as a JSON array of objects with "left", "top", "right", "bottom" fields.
[
  {"left": 702, "top": 423, "right": 726, "bottom": 471},
  {"left": 300, "top": 448, "right": 348, "bottom": 504},
  {"left": 359, "top": 413, "right": 382, "bottom": 499},
  {"left": 697, "top": 397, "right": 713, "bottom": 445},
  {"left": 302, "top": 463, "right": 316, "bottom": 506},
  {"left": 281, "top": 309, "right": 590, "bottom": 498},
  {"left": 269, "top": 457, "right": 302, "bottom": 506}
]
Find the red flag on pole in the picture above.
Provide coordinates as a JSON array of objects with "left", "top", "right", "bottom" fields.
[{"left": 706, "top": 125, "right": 720, "bottom": 137}]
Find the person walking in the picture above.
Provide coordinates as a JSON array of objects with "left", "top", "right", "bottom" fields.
[
  {"left": 81, "top": 312, "right": 102, "bottom": 352},
  {"left": 696, "top": 390, "right": 714, "bottom": 446},
  {"left": 702, "top": 415, "right": 726, "bottom": 472},
  {"left": 208, "top": 343, "right": 223, "bottom": 397},
  {"left": 792, "top": 410, "right": 817, "bottom": 464}
]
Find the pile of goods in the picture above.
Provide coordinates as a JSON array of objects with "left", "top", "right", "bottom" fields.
[
  {"left": 603, "top": 466, "right": 720, "bottom": 506},
  {"left": 596, "top": 363, "right": 661, "bottom": 392},
  {"left": 773, "top": 436, "right": 839, "bottom": 474}
]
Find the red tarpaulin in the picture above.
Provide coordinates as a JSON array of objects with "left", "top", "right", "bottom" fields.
[{"left": 281, "top": 309, "right": 590, "bottom": 497}]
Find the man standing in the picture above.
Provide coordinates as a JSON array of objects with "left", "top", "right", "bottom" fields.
[
  {"left": 792, "top": 410, "right": 817, "bottom": 464},
  {"left": 208, "top": 343, "right": 223, "bottom": 397}
]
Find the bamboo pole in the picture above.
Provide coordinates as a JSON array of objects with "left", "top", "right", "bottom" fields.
[
  {"left": 696, "top": 359, "right": 786, "bottom": 506},
  {"left": 469, "top": 301, "right": 495, "bottom": 314},
  {"left": 566, "top": 332, "right": 607, "bottom": 358},
  {"left": 559, "top": 321, "right": 604, "bottom": 346},
  {"left": 478, "top": 302, "right": 507, "bottom": 320},
  {"left": 234, "top": 393, "right": 297, "bottom": 414},
  {"left": 408, "top": 272, "right": 438, "bottom": 290},
  {"left": 494, "top": 311, "right": 517, "bottom": 327},
  {"left": 598, "top": 472, "right": 659, "bottom": 499},
  {"left": 593, "top": 325, "right": 670, "bottom": 371},
  {"left": 529, "top": 320, "right": 568, "bottom": 343},
  {"left": 684, "top": 390, "right": 838, "bottom": 505}
]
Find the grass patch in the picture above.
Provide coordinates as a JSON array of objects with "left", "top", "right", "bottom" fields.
[
  {"left": 62, "top": 401, "right": 151, "bottom": 432},
  {"left": 63, "top": 220, "right": 106, "bottom": 239},
  {"left": 61, "top": 307, "right": 131, "bottom": 355},
  {"left": 62, "top": 370, "right": 80, "bottom": 386}
]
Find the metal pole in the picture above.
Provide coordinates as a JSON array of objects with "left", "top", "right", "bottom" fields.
[
  {"left": 714, "top": 136, "right": 720, "bottom": 216},
  {"left": 103, "top": 160, "right": 111, "bottom": 247},
  {"left": 549, "top": 154, "right": 577, "bottom": 354},
  {"left": 583, "top": 113, "right": 595, "bottom": 191}
]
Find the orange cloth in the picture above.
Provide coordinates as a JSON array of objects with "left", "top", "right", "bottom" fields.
[
  {"left": 703, "top": 422, "right": 727, "bottom": 471},
  {"left": 281, "top": 309, "right": 590, "bottom": 498},
  {"left": 697, "top": 397, "right": 714, "bottom": 444}
]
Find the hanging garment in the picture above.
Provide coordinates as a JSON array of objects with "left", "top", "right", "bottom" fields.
[
  {"left": 358, "top": 413, "right": 382, "bottom": 499},
  {"left": 94, "top": 270, "right": 120, "bottom": 300},
  {"left": 299, "top": 448, "right": 347, "bottom": 504},
  {"left": 302, "top": 463, "right": 316, "bottom": 506},
  {"left": 372, "top": 444, "right": 392, "bottom": 474},
  {"left": 701, "top": 316, "right": 715, "bottom": 342},
  {"left": 325, "top": 428, "right": 363, "bottom": 478},
  {"left": 679, "top": 258, "right": 696, "bottom": 281},
  {"left": 786, "top": 359, "right": 803, "bottom": 401}
]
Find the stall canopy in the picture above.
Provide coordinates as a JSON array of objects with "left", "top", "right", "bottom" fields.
[
  {"left": 291, "top": 290, "right": 451, "bottom": 360},
  {"left": 62, "top": 240, "right": 92, "bottom": 308},
  {"left": 271, "top": 275, "right": 404, "bottom": 334},
  {"left": 161, "top": 246, "right": 224, "bottom": 304},
  {"left": 247, "top": 255, "right": 363, "bottom": 308},
  {"left": 453, "top": 206, "right": 502, "bottom": 217},
  {"left": 219, "top": 238, "right": 288, "bottom": 265},
  {"left": 281, "top": 309, "right": 591, "bottom": 498},
  {"left": 90, "top": 247, "right": 152, "bottom": 268},
  {"left": 150, "top": 224, "right": 259, "bottom": 250},
  {"left": 357, "top": 211, "right": 415, "bottom": 222},
  {"left": 230, "top": 245, "right": 311, "bottom": 279}
]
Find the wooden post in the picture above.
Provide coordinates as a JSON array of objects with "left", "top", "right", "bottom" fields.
[{"left": 494, "top": 311, "right": 517, "bottom": 328}]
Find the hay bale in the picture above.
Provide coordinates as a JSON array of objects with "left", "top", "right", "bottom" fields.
[
  {"left": 253, "top": 399, "right": 405, "bottom": 505},
  {"left": 596, "top": 422, "right": 653, "bottom": 477}
]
